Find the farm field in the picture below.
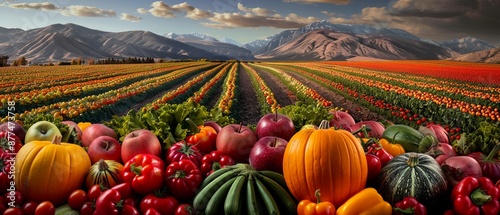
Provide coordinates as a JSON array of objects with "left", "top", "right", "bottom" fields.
[
  {"left": 1, "top": 60, "right": 500, "bottom": 214},
  {"left": 2, "top": 60, "right": 498, "bottom": 132}
]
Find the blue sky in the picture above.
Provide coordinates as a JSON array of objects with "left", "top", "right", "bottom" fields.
[{"left": 1, "top": 0, "right": 499, "bottom": 46}]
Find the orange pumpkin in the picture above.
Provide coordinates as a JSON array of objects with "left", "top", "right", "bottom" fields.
[
  {"left": 14, "top": 136, "right": 91, "bottom": 206},
  {"left": 283, "top": 120, "right": 368, "bottom": 207}
]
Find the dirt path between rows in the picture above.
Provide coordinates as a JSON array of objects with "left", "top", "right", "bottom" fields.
[
  {"left": 253, "top": 67, "right": 297, "bottom": 107},
  {"left": 236, "top": 64, "right": 261, "bottom": 125}
]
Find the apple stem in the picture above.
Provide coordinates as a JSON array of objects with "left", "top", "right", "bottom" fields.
[
  {"left": 104, "top": 141, "right": 110, "bottom": 150},
  {"left": 275, "top": 111, "right": 278, "bottom": 122},
  {"left": 238, "top": 122, "right": 243, "bottom": 133},
  {"left": 271, "top": 138, "right": 277, "bottom": 147},
  {"left": 52, "top": 135, "right": 62, "bottom": 145}
]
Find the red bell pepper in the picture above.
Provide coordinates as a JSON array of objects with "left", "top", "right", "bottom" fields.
[
  {"left": 139, "top": 191, "right": 179, "bottom": 215},
  {"left": 122, "top": 154, "right": 165, "bottom": 196},
  {"left": 165, "top": 159, "right": 203, "bottom": 200},
  {"left": 166, "top": 141, "right": 202, "bottom": 167},
  {"left": 93, "top": 188, "right": 138, "bottom": 215},
  {"left": 364, "top": 138, "right": 393, "bottom": 166},
  {"left": 468, "top": 143, "right": 500, "bottom": 183},
  {"left": 200, "top": 150, "right": 236, "bottom": 177},
  {"left": 185, "top": 118, "right": 218, "bottom": 154},
  {"left": 451, "top": 176, "right": 500, "bottom": 215},
  {"left": 0, "top": 155, "right": 14, "bottom": 194},
  {"left": 175, "top": 204, "right": 196, "bottom": 215},
  {"left": 393, "top": 196, "right": 427, "bottom": 215}
]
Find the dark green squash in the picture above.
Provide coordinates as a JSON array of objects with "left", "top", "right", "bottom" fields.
[{"left": 376, "top": 152, "right": 448, "bottom": 206}]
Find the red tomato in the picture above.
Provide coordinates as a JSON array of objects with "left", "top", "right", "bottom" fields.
[
  {"left": 165, "top": 160, "right": 203, "bottom": 200},
  {"left": 140, "top": 194, "right": 179, "bottom": 215},
  {"left": 87, "top": 184, "right": 105, "bottom": 201},
  {"left": 4, "top": 191, "right": 23, "bottom": 207},
  {"left": 166, "top": 141, "right": 202, "bottom": 167},
  {"left": 143, "top": 208, "right": 161, "bottom": 215},
  {"left": 175, "top": 204, "right": 196, "bottom": 215},
  {"left": 35, "top": 201, "right": 55, "bottom": 215},
  {"left": 4, "top": 207, "right": 24, "bottom": 215},
  {"left": 121, "top": 204, "right": 140, "bottom": 215},
  {"left": 79, "top": 202, "right": 95, "bottom": 215},
  {"left": 68, "top": 189, "right": 89, "bottom": 210},
  {"left": 22, "top": 201, "right": 39, "bottom": 215}
]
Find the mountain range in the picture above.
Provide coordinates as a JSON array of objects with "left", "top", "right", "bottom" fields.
[{"left": 0, "top": 21, "right": 497, "bottom": 63}]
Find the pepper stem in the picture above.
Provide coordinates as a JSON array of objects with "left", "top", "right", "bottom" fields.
[
  {"left": 186, "top": 118, "right": 200, "bottom": 134},
  {"left": 315, "top": 189, "right": 322, "bottom": 204},
  {"left": 130, "top": 163, "right": 142, "bottom": 176},
  {"left": 470, "top": 189, "right": 492, "bottom": 206}
]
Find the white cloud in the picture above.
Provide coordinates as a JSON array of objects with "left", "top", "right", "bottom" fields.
[
  {"left": 237, "top": 3, "right": 275, "bottom": 16},
  {"left": 284, "top": 0, "right": 350, "bottom": 5},
  {"left": 147, "top": 1, "right": 211, "bottom": 20},
  {"left": 205, "top": 11, "right": 319, "bottom": 29},
  {"left": 137, "top": 8, "right": 148, "bottom": 14},
  {"left": 120, "top": 13, "right": 142, "bottom": 22},
  {"left": 61, "top": 5, "right": 116, "bottom": 17},
  {"left": 9, "top": 2, "right": 58, "bottom": 10}
]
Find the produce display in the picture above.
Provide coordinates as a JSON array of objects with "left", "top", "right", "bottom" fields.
[{"left": 0, "top": 60, "right": 499, "bottom": 214}]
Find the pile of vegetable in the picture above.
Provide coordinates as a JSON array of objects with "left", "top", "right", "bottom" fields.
[{"left": 1, "top": 101, "right": 500, "bottom": 215}]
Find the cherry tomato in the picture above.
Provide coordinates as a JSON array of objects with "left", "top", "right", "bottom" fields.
[
  {"left": 4, "top": 191, "right": 23, "bottom": 207},
  {"left": 87, "top": 184, "right": 105, "bottom": 201},
  {"left": 22, "top": 201, "right": 39, "bottom": 215},
  {"left": 175, "top": 204, "right": 196, "bottom": 215},
  {"left": 68, "top": 189, "right": 89, "bottom": 210},
  {"left": 80, "top": 202, "right": 95, "bottom": 215},
  {"left": 35, "top": 201, "right": 55, "bottom": 215},
  {"left": 4, "top": 207, "right": 24, "bottom": 215},
  {"left": 121, "top": 204, "right": 140, "bottom": 215},
  {"left": 144, "top": 208, "right": 161, "bottom": 215}
]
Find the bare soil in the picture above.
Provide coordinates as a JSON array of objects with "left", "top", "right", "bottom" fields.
[{"left": 235, "top": 64, "right": 262, "bottom": 125}]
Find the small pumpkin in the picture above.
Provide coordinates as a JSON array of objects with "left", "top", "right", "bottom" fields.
[
  {"left": 376, "top": 152, "right": 448, "bottom": 206},
  {"left": 86, "top": 159, "right": 124, "bottom": 190},
  {"left": 14, "top": 136, "right": 91, "bottom": 206},
  {"left": 283, "top": 120, "right": 367, "bottom": 207}
]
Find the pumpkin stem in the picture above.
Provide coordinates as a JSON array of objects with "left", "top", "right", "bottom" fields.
[
  {"left": 470, "top": 188, "right": 492, "bottom": 206},
  {"left": 406, "top": 153, "right": 420, "bottom": 168},
  {"left": 98, "top": 159, "right": 109, "bottom": 171},
  {"left": 315, "top": 189, "right": 322, "bottom": 204},
  {"left": 318, "top": 120, "right": 330, "bottom": 129},
  {"left": 52, "top": 135, "right": 62, "bottom": 145},
  {"left": 485, "top": 142, "right": 500, "bottom": 162}
]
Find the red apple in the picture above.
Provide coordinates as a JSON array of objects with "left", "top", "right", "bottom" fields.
[
  {"left": 121, "top": 129, "right": 162, "bottom": 163},
  {"left": 204, "top": 121, "right": 222, "bottom": 133},
  {"left": 249, "top": 136, "right": 288, "bottom": 174},
  {"left": 0, "top": 121, "right": 26, "bottom": 142},
  {"left": 216, "top": 124, "right": 257, "bottom": 163},
  {"left": 61, "top": 121, "right": 83, "bottom": 141},
  {"left": 87, "top": 136, "right": 122, "bottom": 164},
  {"left": 81, "top": 124, "right": 117, "bottom": 147},
  {"left": 255, "top": 112, "right": 295, "bottom": 141}
]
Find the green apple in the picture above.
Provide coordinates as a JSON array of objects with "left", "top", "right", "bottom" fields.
[
  {"left": 300, "top": 124, "right": 318, "bottom": 131},
  {"left": 24, "top": 121, "right": 62, "bottom": 144}
]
